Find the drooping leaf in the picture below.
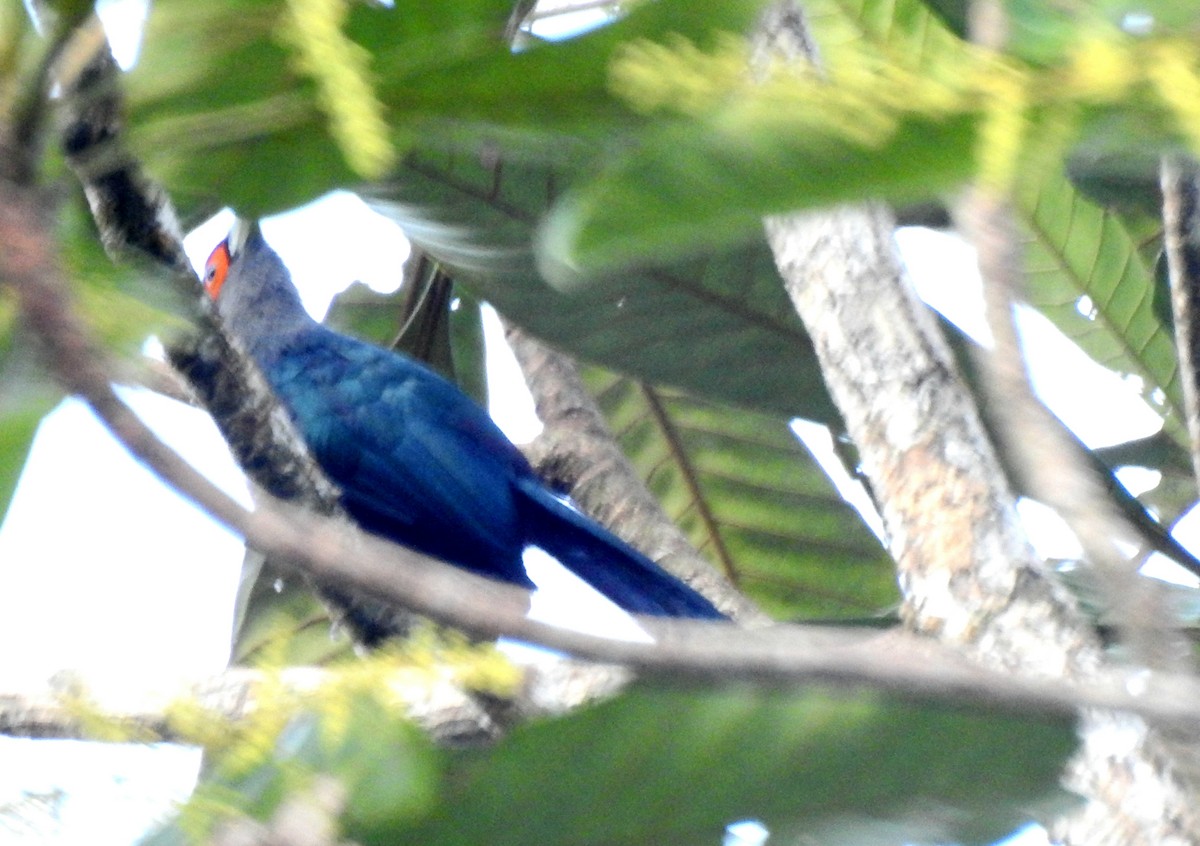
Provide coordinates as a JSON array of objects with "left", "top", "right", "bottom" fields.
[
  {"left": 366, "top": 149, "right": 840, "bottom": 424},
  {"left": 585, "top": 369, "right": 895, "bottom": 620},
  {"left": 1015, "top": 167, "right": 1183, "bottom": 446}
]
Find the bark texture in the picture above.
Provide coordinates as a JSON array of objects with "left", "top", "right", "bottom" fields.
[
  {"left": 763, "top": 204, "right": 1199, "bottom": 844},
  {"left": 505, "top": 325, "right": 765, "bottom": 624}
]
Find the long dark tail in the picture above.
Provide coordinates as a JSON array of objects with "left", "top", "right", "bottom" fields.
[{"left": 516, "top": 479, "right": 726, "bottom": 620}]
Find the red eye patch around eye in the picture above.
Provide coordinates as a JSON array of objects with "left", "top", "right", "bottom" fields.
[{"left": 204, "top": 241, "right": 231, "bottom": 299}]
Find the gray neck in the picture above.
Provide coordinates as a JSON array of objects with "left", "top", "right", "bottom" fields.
[{"left": 216, "top": 234, "right": 317, "bottom": 364}]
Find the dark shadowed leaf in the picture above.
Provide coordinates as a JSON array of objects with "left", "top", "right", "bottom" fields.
[
  {"left": 365, "top": 151, "right": 840, "bottom": 424},
  {"left": 147, "top": 682, "right": 1077, "bottom": 846},
  {"left": 389, "top": 684, "right": 1076, "bottom": 846},
  {"left": 584, "top": 370, "right": 895, "bottom": 620}
]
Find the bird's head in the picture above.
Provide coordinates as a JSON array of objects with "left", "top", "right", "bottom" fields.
[
  {"left": 202, "top": 218, "right": 255, "bottom": 301},
  {"left": 202, "top": 219, "right": 308, "bottom": 335}
]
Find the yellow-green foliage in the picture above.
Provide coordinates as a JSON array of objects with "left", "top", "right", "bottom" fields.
[
  {"left": 56, "top": 680, "right": 161, "bottom": 744},
  {"left": 1146, "top": 41, "right": 1200, "bottom": 152},
  {"left": 608, "top": 22, "right": 1200, "bottom": 194},
  {"left": 173, "top": 625, "right": 517, "bottom": 768},
  {"left": 279, "top": 0, "right": 394, "bottom": 178},
  {"left": 610, "top": 33, "right": 753, "bottom": 116},
  {"left": 169, "top": 626, "right": 517, "bottom": 841}
]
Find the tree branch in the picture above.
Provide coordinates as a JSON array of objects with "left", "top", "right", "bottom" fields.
[
  {"left": 756, "top": 2, "right": 1200, "bottom": 843},
  {"left": 504, "top": 325, "right": 765, "bottom": 623}
]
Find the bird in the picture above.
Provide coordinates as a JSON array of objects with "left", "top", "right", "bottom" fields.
[{"left": 203, "top": 222, "right": 725, "bottom": 642}]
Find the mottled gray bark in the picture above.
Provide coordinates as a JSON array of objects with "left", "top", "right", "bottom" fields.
[
  {"left": 764, "top": 202, "right": 1199, "bottom": 844},
  {"left": 756, "top": 0, "right": 1200, "bottom": 838}
]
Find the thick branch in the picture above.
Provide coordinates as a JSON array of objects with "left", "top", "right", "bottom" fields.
[
  {"left": 765, "top": 203, "right": 1091, "bottom": 667},
  {"left": 504, "top": 325, "right": 764, "bottom": 623},
  {"left": 752, "top": 5, "right": 1199, "bottom": 844}
]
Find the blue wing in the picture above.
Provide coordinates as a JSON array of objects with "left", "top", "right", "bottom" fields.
[
  {"left": 267, "top": 327, "right": 533, "bottom": 588},
  {"left": 263, "top": 324, "right": 723, "bottom": 620}
]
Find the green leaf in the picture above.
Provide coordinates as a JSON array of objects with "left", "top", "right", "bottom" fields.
[
  {"left": 367, "top": 150, "right": 840, "bottom": 423},
  {"left": 384, "top": 684, "right": 1077, "bottom": 846},
  {"left": 150, "top": 679, "right": 1075, "bottom": 846},
  {"left": 126, "top": 0, "right": 769, "bottom": 218},
  {"left": 1015, "top": 167, "right": 1183, "bottom": 446},
  {"left": 126, "top": 0, "right": 349, "bottom": 218},
  {"left": 538, "top": 110, "right": 977, "bottom": 278},
  {"left": 585, "top": 371, "right": 896, "bottom": 620}
]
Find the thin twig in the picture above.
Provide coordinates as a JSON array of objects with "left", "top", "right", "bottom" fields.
[{"left": 1160, "top": 154, "right": 1200, "bottom": 490}]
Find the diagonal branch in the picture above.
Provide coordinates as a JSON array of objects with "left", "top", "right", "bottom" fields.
[
  {"left": 504, "top": 325, "right": 764, "bottom": 622},
  {"left": 1161, "top": 154, "right": 1200, "bottom": 490}
]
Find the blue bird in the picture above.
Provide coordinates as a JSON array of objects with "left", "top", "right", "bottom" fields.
[{"left": 203, "top": 224, "right": 725, "bottom": 642}]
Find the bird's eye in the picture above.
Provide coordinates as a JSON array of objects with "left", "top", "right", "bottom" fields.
[{"left": 204, "top": 241, "right": 231, "bottom": 300}]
